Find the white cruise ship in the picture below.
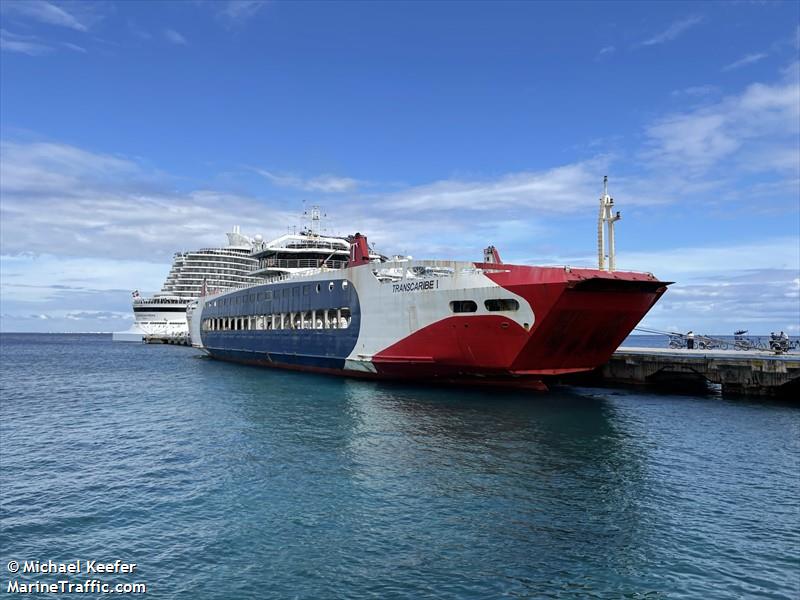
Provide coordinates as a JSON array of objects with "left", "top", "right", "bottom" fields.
[{"left": 113, "top": 227, "right": 261, "bottom": 341}]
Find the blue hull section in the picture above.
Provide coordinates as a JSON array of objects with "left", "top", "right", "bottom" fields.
[
  {"left": 200, "top": 278, "right": 361, "bottom": 369},
  {"left": 204, "top": 330, "right": 356, "bottom": 370}
]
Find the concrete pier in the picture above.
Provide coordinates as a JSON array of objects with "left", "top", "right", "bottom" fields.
[{"left": 586, "top": 347, "right": 800, "bottom": 397}]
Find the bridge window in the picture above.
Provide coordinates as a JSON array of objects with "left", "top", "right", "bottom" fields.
[
  {"left": 450, "top": 300, "right": 478, "bottom": 313},
  {"left": 485, "top": 299, "right": 520, "bottom": 312}
]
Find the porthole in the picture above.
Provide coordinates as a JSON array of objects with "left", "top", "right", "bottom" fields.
[
  {"left": 342, "top": 281, "right": 349, "bottom": 290},
  {"left": 316, "top": 283, "right": 321, "bottom": 293},
  {"left": 328, "top": 282, "right": 334, "bottom": 292}
]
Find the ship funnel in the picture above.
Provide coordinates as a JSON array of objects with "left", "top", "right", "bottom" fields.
[
  {"left": 226, "top": 226, "right": 252, "bottom": 248},
  {"left": 349, "top": 233, "right": 370, "bottom": 267},
  {"left": 483, "top": 245, "right": 503, "bottom": 264}
]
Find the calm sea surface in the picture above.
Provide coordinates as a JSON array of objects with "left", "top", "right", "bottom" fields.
[{"left": 1, "top": 333, "right": 798, "bottom": 599}]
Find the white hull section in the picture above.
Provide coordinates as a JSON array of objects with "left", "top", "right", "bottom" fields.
[
  {"left": 344, "top": 263, "right": 534, "bottom": 368},
  {"left": 133, "top": 305, "right": 189, "bottom": 336}
]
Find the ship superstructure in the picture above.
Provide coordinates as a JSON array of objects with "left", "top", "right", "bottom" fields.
[
  {"left": 250, "top": 206, "right": 383, "bottom": 280},
  {"left": 251, "top": 232, "right": 351, "bottom": 279}
]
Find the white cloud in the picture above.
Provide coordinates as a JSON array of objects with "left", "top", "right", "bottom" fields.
[
  {"left": 62, "top": 41, "right": 86, "bottom": 53},
  {"left": 640, "top": 15, "right": 704, "bottom": 47},
  {"left": 619, "top": 241, "right": 799, "bottom": 334},
  {"left": 0, "top": 140, "right": 138, "bottom": 193},
  {"left": 164, "top": 28, "right": 187, "bottom": 45},
  {"left": 0, "top": 29, "right": 52, "bottom": 55},
  {"left": 0, "top": 140, "right": 295, "bottom": 261},
  {"left": 64, "top": 311, "right": 133, "bottom": 321},
  {"left": 619, "top": 238, "right": 800, "bottom": 276},
  {"left": 670, "top": 84, "right": 718, "bottom": 98},
  {"left": 255, "top": 169, "right": 361, "bottom": 193},
  {"left": 1, "top": 254, "right": 169, "bottom": 299},
  {"left": 127, "top": 20, "right": 152, "bottom": 41},
  {"left": 218, "top": 1, "right": 267, "bottom": 24},
  {"left": 596, "top": 46, "right": 615, "bottom": 60},
  {"left": 645, "top": 65, "right": 800, "bottom": 172},
  {"left": 1, "top": 1, "right": 88, "bottom": 32},
  {"left": 722, "top": 52, "right": 768, "bottom": 72},
  {"left": 0, "top": 254, "right": 170, "bottom": 332},
  {"left": 381, "top": 157, "right": 609, "bottom": 213}
]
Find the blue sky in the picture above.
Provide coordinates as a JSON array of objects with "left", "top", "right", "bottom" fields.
[{"left": 1, "top": 0, "right": 798, "bottom": 334}]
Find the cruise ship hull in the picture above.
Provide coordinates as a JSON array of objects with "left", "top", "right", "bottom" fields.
[
  {"left": 197, "top": 261, "right": 667, "bottom": 389},
  {"left": 131, "top": 302, "right": 189, "bottom": 336}
]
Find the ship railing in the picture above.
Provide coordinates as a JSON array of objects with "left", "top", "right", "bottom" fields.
[
  {"left": 258, "top": 258, "right": 349, "bottom": 270},
  {"left": 284, "top": 240, "right": 348, "bottom": 250},
  {"left": 251, "top": 239, "right": 349, "bottom": 254},
  {"left": 202, "top": 265, "right": 341, "bottom": 298},
  {"left": 133, "top": 297, "right": 188, "bottom": 305}
]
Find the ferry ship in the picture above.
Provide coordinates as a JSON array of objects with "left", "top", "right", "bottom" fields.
[
  {"left": 113, "top": 227, "right": 260, "bottom": 341},
  {"left": 189, "top": 186, "right": 669, "bottom": 389}
]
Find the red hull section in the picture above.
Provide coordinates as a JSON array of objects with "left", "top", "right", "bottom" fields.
[{"left": 373, "top": 265, "right": 667, "bottom": 381}]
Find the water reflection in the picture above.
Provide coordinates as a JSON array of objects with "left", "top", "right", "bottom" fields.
[{"left": 333, "top": 380, "right": 663, "bottom": 593}]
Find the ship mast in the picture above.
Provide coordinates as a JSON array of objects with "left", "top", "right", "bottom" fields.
[
  {"left": 597, "top": 176, "right": 621, "bottom": 271},
  {"left": 303, "top": 205, "right": 324, "bottom": 237}
]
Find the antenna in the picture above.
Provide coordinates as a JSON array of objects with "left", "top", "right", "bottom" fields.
[
  {"left": 310, "top": 205, "right": 321, "bottom": 236},
  {"left": 300, "top": 205, "right": 324, "bottom": 236}
]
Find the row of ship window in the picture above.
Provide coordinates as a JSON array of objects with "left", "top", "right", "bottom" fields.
[
  {"left": 206, "top": 282, "right": 348, "bottom": 308},
  {"left": 203, "top": 308, "right": 352, "bottom": 332},
  {"left": 173, "top": 268, "right": 255, "bottom": 274},
  {"left": 451, "top": 299, "right": 520, "bottom": 313}
]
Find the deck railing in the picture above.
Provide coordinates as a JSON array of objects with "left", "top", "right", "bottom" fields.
[{"left": 258, "top": 258, "right": 348, "bottom": 270}]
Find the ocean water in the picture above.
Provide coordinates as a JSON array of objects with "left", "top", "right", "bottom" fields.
[{"left": 1, "top": 333, "right": 798, "bottom": 599}]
